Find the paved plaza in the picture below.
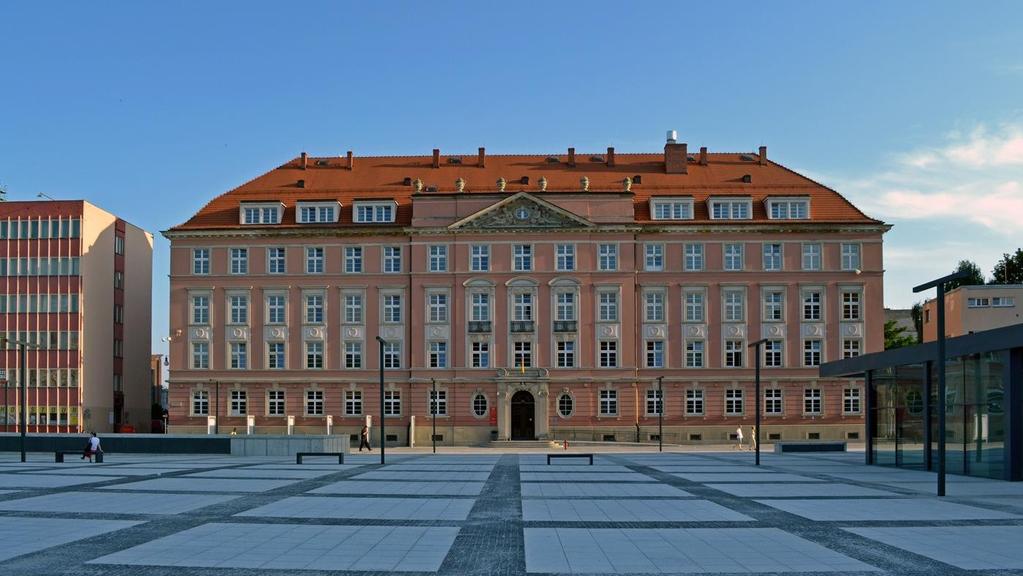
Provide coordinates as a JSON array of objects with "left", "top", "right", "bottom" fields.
[{"left": 0, "top": 449, "right": 1021, "bottom": 575}]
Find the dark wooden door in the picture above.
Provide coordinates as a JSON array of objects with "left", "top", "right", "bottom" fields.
[{"left": 510, "top": 390, "right": 535, "bottom": 440}]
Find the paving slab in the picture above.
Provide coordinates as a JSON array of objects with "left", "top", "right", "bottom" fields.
[
  {"left": 352, "top": 470, "right": 491, "bottom": 481},
  {"left": 311, "top": 480, "right": 484, "bottom": 496},
  {"left": 522, "top": 499, "right": 753, "bottom": 522},
  {"left": 673, "top": 472, "right": 823, "bottom": 483},
  {"left": 520, "top": 483, "right": 692, "bottom": 498},
  {"left": 99, "top": 477, "right": 297, "bottom": 493},
  {"left": 845, "top": 526, "right": 1023, "bottom": 570},
  {"left": 381, "top": 464, "right": 494, "bottom": 472},
  {"left": 186, "top": 468, "right": 338, "bottom": 480},
  {"left": 520, "top": 472, "right": 653, "bottom": 482},
  {"left": 0, "top": 473, "right": 122, "bottom": 488},
  {"left": 705, "top": 482, "right": 898, "bottom": 497},
  {"left": 519, "top": 465, "right": 633, "bottom": 473},
  {"left": 0, "top": 516, "right": 142, "bottom": 561},
  {"left": 238, "top": 496, "right": 475, "bottom": 520},
  {"left": 32, "top": 467, "right": 184, "bottom": 476},
  {"left": 758, "top": 497, "right": 1020, "bottom": 521},
  {"left": 0, "top": 491, "right": 239, "bottom": 514}
]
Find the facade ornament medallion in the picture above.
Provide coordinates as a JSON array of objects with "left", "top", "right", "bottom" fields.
[{"left": 538, "top": 176, "right": 547, "bottom": 191}]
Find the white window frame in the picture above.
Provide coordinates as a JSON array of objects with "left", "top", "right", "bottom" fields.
[
  {"left": 428, "top": 245, "right": 448, "bottom": 272},
  {"left": 644, "top": 290, "right": 665, "bottom": 322},
  {"left": 764, "top": 339, "right": 783, "bottom": 368},
  {"left": 345, "top": 341, "right": 363, "bottom": 368},
  {"left": 644, "top": 243, "right": 664, "bottom": 271},
  {"left": 645, "top": 340, "right": 665, "bottom": 368},
  {"left": 599, "top": 389, "right": 619, "bottom": 416},
  {"left": 427, "top": 292, "right": 449, "bottom": 323},
  {"left": 802, "top": 289, "right": 823, "bottom": 321},
  {"left": 709, "top": 198, "right": 752, "bottom": 220},
  {"left": 762, "top": 243, "right": 783, "bottom": 271},
  {"left": 353, "top": 201, "right": 397, "bottom": 223},
  {"left": 555, "top": 338, "right": 576, "bottom": 368},
  {"left": 192, "top": 248, "right": 210, "bottom": 275},
  {"left": 240, "top": 203, "right": 282, "bottom": 225},
  {"left": 724, "top": 339, "right": 744, "bottom": 368},
  {"left": 598, "top": 340, "right": 618, "bottom": 368},
  {"left": 598, "top": 290, "right": 619, "bottom": 322},
  {"left": 650, "top": 197, "right": 694, "bottom": 220},
  {"left": 470, "top": 244, "right": 490, "bottom": 272},
  {"left": 725, "top": 388, "right": 744, "bottom": 415},
  {"left": 684, "top": 290, "right": 705, "bottom": 323},
  {"left": 723, "top": 289, "right": 745, "bottom": 322},
  {"left": 685, "top": 389, "right": 704, "bottom": 415},
  {"left": 842, "top": 290, "right": 862, "bottom": 321},
  {"left": 841, "top": 243, "right": 861, "bottom": 271},
  {"left": 802, "top": 243, "right": 822, "bottom": 271},
  {"left": 767, "top": 197, "right": 810, "bottom": 220},
  {"left": 344, "top": 246, "right": 363, "bottom": 273},
  {"left": 598, "top": 243, "right": 618, "bottom": 271},
  {"left": 267, "top": 342, "right": 286, "bottom": 369},
  {"left": 646, "top": 388, "right": 663, "bottom": 415},
  {"left": 343, "top": 292, "right": 364, "bottom": 324},
  {"left": 724, "top": 243, "right": 744, "bottom": 271},
  {"left": 267, "top": 389, "right": 285, "bottom": 416},
  {"left": 428, "top": 341, "right": 448, "bottom": 368},
  {"left": 765, "top": 388, "right": 783, "bottom": 415},
  {"left": 229, "top": 248, "right": 248, "bottom": 275},
  {"left": 383, "top": 246, "right": 402, "bottom": 273},
  {"left": 684, "top": 243, "right": 704, "bottom": 271},
  {"left": 685, "top": 340, "right": 704, "bottom": 368},
  {"left": 763, "top": 289, "right": 784, "bottom": 322},
  {"left": 229, "top": 342, "right": 248, "bottom": 369},
  {"left": 267, "top": 247, "right": 286, "bottom": 274},
  {"left": 843, "top": 387, "right": 862, "bottom": 415},
  {"left": 555, "top": 244, "right": 575, "bottom": 271},
  {"left": 296, "top": 201, "right": 340, "bottom": 224},
  {"left": 229, "top": 389, "right": 248, "bottom": 415},
  {"left": 305, "top": 341, "right": 324, "bottom": 369},
  {"left": 804, "top": 388, "right": 822, "bottom": 415},
  {"left": 471, "top": 340, "right": 490, "bottom": 368},
  {"left": 512, "top": 244, "right": 533, "bottom": 272},
  {"left": 803, "top": 339, "right": 822, "bottom": 367}
]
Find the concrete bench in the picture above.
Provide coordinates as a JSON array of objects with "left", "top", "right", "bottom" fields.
[
  {"left": 56, "top": 450, "right": 103, "bottom": 463},
  {"left": 774, "top": 442, "right": 846, "bottom": 453},
  {"left": 296, "top": 452, "right": 345, "bottom": 464},
  {"left": 547, "top": 453, "right": 593, "bottom": 465}
]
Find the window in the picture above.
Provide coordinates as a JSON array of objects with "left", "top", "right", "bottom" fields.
[
  {"left": 804, "top": 388, "right": 822, "bottom": 414},
  {"left": 383, "top": 294, "right": 402, "bottom": 323},
  {"left": 968, "top": 297, "right": 990, "bottom": 308},
  {"left": 684, "top": 389, "right": 704, "bottom": 415},
  {"left": 267, "top": 390, "right": 285, "bottom": 416},
  {"left": 305, "top": 294, "right": 324, "bottom": 323},
  {"left": 428, "top": 293, "right": 448, "bottom": 323},
  {"left": 115, "top": 339, "right": 125, "bottom": 358},
  {"left": 843, "top": 339, "right": 861, "bottom": 359},
  {"left": 724, "top": 340, "right": 743, "bottom": 367},
  {"left": 471, "top": 292, "right": 490, "bottom": 321},
  {"left": 724, "top": 243, "right": 744, "bottom": 271},
  {"left": 114, "top": 270, "right": 124, "bottom": 288},
  {"left": 300, "top": 389, "right": 324, "bottom": 416},
  {"left": 599, "top": 389, "right": 618, "bottom": 415},
  {"left": 763, "top": 243, "right": 782, "bottom": 271},
  {"left": 646, "top": 341, "right": 664, "bottom": 368},
  {"left": 344, "top": 390, "right": 362, "bottom": 416},
  {"left": 685, "top": 340, "right": 704, "bottom": 368},
  {"left": 242, "top": 205, "right": 279, "bottom": 224},
  {"left": 842, "top": 291, "right": 861, "bottom": 320},
  {"left": 556, "top": 339, "right": 576, "bottom": 368},
  {"left": 344, "top": 294, "right": 363, "bottom": 324},
  {"left": 268, "top": 247, "right": 286, "bottom": 274},
  {"left": 305, "top": 247, "right": 324, "bottom": 274},
  {"left": 229, "top": 248, "right": 248, "bottom": 274},
  {"left": 191, "top": 342, "right": 209, "bottom": 369},
  {"left": 267, "top": 295, "right": 286, "bottom": 324},
  {"left": 644, "top": 291, "right": 664, "bottom": 322},
  {"left": 598, "top": 244, "right": 617, "bottom": 271},
  {"left": 354, "top": 201, "right": 395, "bottom": 223},
  {"left": 345, "top": 341, "right": 363, "bottom": 368},
  {"left": 192, "top": 295, "right": 209, "bottom": 324},
  {"left": 555, "top": 244, "right": 575, "bottom": 271},
  {"left": 803, "top": 340, "right": 822, "bottom": 367},
  {"left": 710, "top": 199, "right": 751, "bottom": 219},
  {"left": 992, "top": 296, "right": 1016, "bottom": 307},
  {"left": 723, "top": 290, "right": 744, "bottom": 322},
  {"left": 513, "top": 244, "right": 532, "bottom": 271},
  {"left": 306, "top": 341, "right": 324, "bottom": 369},
  {"left": 685, "top": 291, "right": 705, "bottom": 322},
  {"left": 651, "top": 198, "right": 693, "bottom": 220},
  {"left": 383, "top": 342, "right": 401, "bottom": 368},
  {"left": 558, "top": 394, "right": 574, "bottom": 417},
  {"left": 470, "top": 244, "right": 489, "bottom": 272},
  {"left": 383, "top": 246, "right": 402, "bottom": 273},
  {"left": 267, "top": 342, "right": 286, "bottom": 369},
  {"left": 555, "top": 292, "right": 576, "bottom": 321},
  {"left": 802, "top": 243, "right": 821, "bottom": 270},
  {"left": 429, "top": 341, "right": 448, "bottom": 368},
  {"left": 230, "top": 389, "right": 247, "bottom": 415},
  {"left": 344, "top": 246, "right": 363, "bottom": 273},
  {"left": 513, "top": 341, "right": 532, "bottom": 368},
  {"left": 192, "top": 390, "right": 209, "bottom": 416},
  {"left": 843, "top": 388, "right": 862, "bottom": 414},
  {"left": 646, "top": 389, "right": 663, "bottom": 415},
  {"left": 297, "top": 203, "right": 337, "bottom": 223},
  {"left": 765, "top": 389, "right": 783, "bottom": 414},
  {"left": 428, "top": 245, "right": 448, "bottom": 272},
  {"left": 802, "top": 291, "right": 822, "bottom": 321},
  {"left": 429, "top": 389, "right": 447, "bottom": 416},
  {"left": 598, "top": 291, "right": 618, "bottom": 322},
  {"left": 192, "top": 249, "right": 210, "bottom": 275},
  {"left": 229, "top": 295, "right": 248, "bottom": 324},
  {"left": 841, "top": 243, "right": 861, "bottom": 271},
  {"left": 768, "top": 199, "right": 809, "bottom": 219},
  {"left": 471, "top": 341, "right": 490, "bottom": 368},
  {"left": 725, "top": 389, "right": 744, "bottom": 415},
  {"left": 684, "top": 243, "right": 704, "bottom": 271},
  {"left": 599, "top": 340, "right": 618, "bottom": 368},
  {"left": 384, "top": 390, "right": 401, "bottom": 416},
  {"left": 764, "top": 340, "right": 783, "bottom": 367},
  {"left": 763, "top": 291, "right": 784, "bottom": 321},
  {"left": 645, "top": 243, "right": 664, "bottom": 271},
  {"left": 472, "top": 393, "right": 488, "bottom": 417},
  {"left": 513, "top": 293, "right": 533, "bottom": 321},
  {"left": 114, "top": 235, "right": 125, "bottom": 255}
]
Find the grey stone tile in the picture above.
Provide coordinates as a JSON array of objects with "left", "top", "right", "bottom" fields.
[
  {"left": 520, "top": 483, "right": 692, "bottom": 498},
  {"left": 99, "top": 477, "right": 296, "bottom": 493},
  {"left": 845, "top": 526, "right": 1023, "bottom": 569},
  {"left": 311, "top": 480, "right": 484, "bottom": 496},
  {"left": 758, "top": 497, "right": 1020, "bottom": 521},
  {"left": 0, "top": 473, "right": 122, "bottom": 488},
  {"left": 522, "top": 499, "right": 752, "bottom": 522},
  {"left": 674, "top": 472, "right": 824, "bottom": 483},
  {"left": 186, "top": 468, "right": 338, "bottom": 479},
  {"left": 237, "top": 496, "right": 475, "bottom": 520},
  {"left": 0, "top": 516, "right": 142, "bottom": 561},
  {"left": 705, "top": 482, "right": 897, "bottom": 497},
  {"left": 520, "top": 472, "right": 653, "bottom": 482},
  {"left": 0, "top": 491, "right": 238, "bottom": 514},
  {"left": 352, "top": 470, "right": 492, "bottom": 481}
]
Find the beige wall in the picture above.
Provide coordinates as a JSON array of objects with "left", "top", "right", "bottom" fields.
[
  {"left": 923, "top": 285, "right": 1023, "bottom": 341},
  {"left": 81, "top": 203, "right": 116, "bottom": 432},
  {"left": 122, "top": 223, "right": 154, "bottom": 431}
]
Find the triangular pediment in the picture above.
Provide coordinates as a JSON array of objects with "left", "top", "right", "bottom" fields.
[{"left": 449, "top": 192, "right": 595, "bottom": 230}]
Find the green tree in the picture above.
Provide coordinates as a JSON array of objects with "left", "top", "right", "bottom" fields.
[
  {"left": 991, "top": 248, "right": 1023, "bottom": 284},
  {"left": 947, "top": 260, "right": 985, "bottom": 290},
  {"left": 910, "top": 301, "right": 924, "bottom": 343},
  {"left": 885, "top": 319, "right": 917, "bottom": 349}
]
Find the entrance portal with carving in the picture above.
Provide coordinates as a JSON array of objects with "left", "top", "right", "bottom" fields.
[{"left": 510, "top": 390, "right": 536, "bottom": 440}]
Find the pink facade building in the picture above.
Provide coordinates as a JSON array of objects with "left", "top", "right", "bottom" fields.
[
  {"left": 1, "top": 200, "right": 153, "bottom": 433},
  {"left": 165, "top": 135, "right": 888, "bottom": 444}
]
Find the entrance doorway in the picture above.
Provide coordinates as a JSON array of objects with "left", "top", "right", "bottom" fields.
[{"left": 510, "top": 390, "right": 535, "bottom": 440}]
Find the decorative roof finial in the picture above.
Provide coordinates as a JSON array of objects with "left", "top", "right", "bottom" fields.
[
  {"left": 455, "top": 177, "right": 465, "bottom": 192},
  {"left": 622, "top": 176, "right": 632, "bottom": 192},
  {"left": 413, "top": 178, "right": 423, "bottom": 193},
  {"left": 497, "top": 177, "right": 506, "bottom": 192},
  {"left": 538, "top": 176, "right": 547, "bottom": 191},
  {"left": 580, "top": 176, "right": 590, "bottom": 191}
]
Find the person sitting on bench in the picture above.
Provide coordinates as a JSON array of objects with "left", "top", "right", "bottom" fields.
[{"left": 82, "top": 432, "right": 102, "bottom": 463}]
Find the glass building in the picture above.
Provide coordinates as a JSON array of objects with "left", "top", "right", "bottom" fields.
[{"left": 821, "top": 323, "right": 1022, "bottom": 481}]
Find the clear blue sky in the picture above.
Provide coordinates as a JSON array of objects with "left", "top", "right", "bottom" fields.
[{"left": 2, "top": 1, "right": 1022, "bottom": 361}]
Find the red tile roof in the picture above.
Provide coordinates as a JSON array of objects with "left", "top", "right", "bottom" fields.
[{"left": 169, "top": 151, "right": 880, "bottom": 231}]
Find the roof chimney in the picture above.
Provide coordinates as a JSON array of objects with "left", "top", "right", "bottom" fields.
[
  {"left": 699, "top": 147, "right": 708, "bottom": 166},
  {"left": 664, "top": 132, "right": 687, "bottom": 174},
  {"left": 567, "top": 147, "right": 576, "bottom": 167},
  {"left": 606, "top": 147, "right": 615, "bottom": 167},
  {"left": 346, "top": 150, "right": 354, "bottom": 170},
  {"left": 666, "top": 130, "right": 678, "bottom": 143},
  {"left": 478, "top": 147, "right": 486, "bottom": 168},
  {"left": 300, "top": 152, "right": 308, "bottom": 170},
  {"left": 432, "top": 149, "right": 440, "bottom": 169},
  {"left": 758, "top": 145, "right": 768, "bottom": 165}
]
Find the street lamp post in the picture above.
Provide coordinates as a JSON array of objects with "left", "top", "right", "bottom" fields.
[
  {"left": 913, "top": 270, "right": 970, "bottom": 497},
  {"left": 1, "top": 337, "right": 38, "bottom": 462},
  {"left": 656, "top": 377, "right": 663, "bottom": 452},
  {"left": 375, "top": 336, "right": 386, "bottom": 465},
  {"left": 431, "top": 378, "right": 437, "bottom": 454},
  {"left": 209, "top": 379, "right": 220, "bottom": 435},
  {"left": 749, "top": 338, "right": 768, "bottom": 466}
]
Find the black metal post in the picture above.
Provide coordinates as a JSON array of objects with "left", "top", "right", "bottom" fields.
[
  {"left": 431, "top": 378, "right": 437, "bottom": 454},
  {"left": 213, "top": 380, "right": 220, "bottom": 435},
  {"left": 19, "top": 343, "right": 27, "bottom": 463},
  {"left": 749, "top": 338, "right": 767, "bottom": 466},
  {"left": 865, "top": 370, "right": 875, "bottom": 465},
  {"left": 657, "top": 377, "right": 663, "bottom": 452},
  {"left": 376, "top": 336, "right": 386, "bottom": 465}
]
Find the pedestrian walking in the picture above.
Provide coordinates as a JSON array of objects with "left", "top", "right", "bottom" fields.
[
  {"left": 82, "top": 432, "right": 102, "bottom": 462},
  {"left": 359, "top": 424, "right": 372, "bottom": 452},
  {"left": 750, "top": 425, "right": 758, "bottom": 451},
  {"left": 735, "top": 426, "right": 744, "bottom": 450}
]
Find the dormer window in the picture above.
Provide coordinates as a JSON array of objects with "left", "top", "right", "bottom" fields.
[
  {"left": 766, "top": 197, "right": 810, "bottom": 220},
  {"left": 240, "top": 202, "right": 282, "bottom": 225},
  {"left": 296, "top": 201, "right": 341, "bottom": 224},
  {"left": 353, "top": 201, "right": 397, "bottom": 223},
  {"left": 708, "top": 197, "right": 752, "bottom": 220},
  {"left": 650, "top": 197, "right": 694, "bottom": 220}
]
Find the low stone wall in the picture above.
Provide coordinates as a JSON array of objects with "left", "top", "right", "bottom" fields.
[
  {"left": 229, "top": 435, "right": 349, "bottom": 457},
  {"left": 0, "top": 433, "right": 231, "bottom": 454}
]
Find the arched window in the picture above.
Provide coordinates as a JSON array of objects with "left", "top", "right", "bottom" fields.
[
  {"left": 558, "top": 393, "right": 574, "bottom": 417},
  {"left": 472, "top": 393, "right": 488, "bottom": 417}
]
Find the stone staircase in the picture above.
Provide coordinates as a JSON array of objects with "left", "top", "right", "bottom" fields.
[{"left": 487, "top": 440, "right": 558, "bottom": 449}]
